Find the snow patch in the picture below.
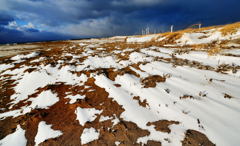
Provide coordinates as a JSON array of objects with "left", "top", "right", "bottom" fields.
[
  {"left": 11, "top": 52, "right": 39, "bottom": 61},
  {"left": 75, "top": 107, "right": 102, "bottom": 126},
  {"left": 82, "top": 56, "right": 121, "bottom": 69},
  {"left": 0, "top": 125, "right": 27, "bottom": 146},
  {"left": 8, "top": 65, "right": 87, "bottom": 105},
  {"left": 81, "top": 127, "right": 100, "bottom": 145},
  {"left": 28, "top": 90, "right": 59, "bottom": 109},
  {"left": 129, "top": 52, "right": 153, "bottom": 63},
  {"left": 176, "top": 51, "right": 240, "bottom": 67},
  {"left": 65, "top": 94, "right": 85, "bottom": 104},
  {"left": 99, "top": 115, "right": 112, "bottom": 122},
  {"left": 0, "top": 64, "right": 14, "bottom": 72},
  {"left": 127, "top": 35, "right": 158, "bottom": 43},
  {"left": 115, "top": 141, "right": 121, "bottom": 146},
  {"left": 177, "top": 31, "right": 221, "bottom": 45},
  {"left": 35, "top": 121, "right": 62, "bottom": 146}
]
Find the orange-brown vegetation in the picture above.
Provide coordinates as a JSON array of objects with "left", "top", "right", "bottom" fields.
[
  {"left": 147, "top": 120, "right": 180, "bottom": 133},
  {"left": 141, "top": 75, "right": 167, "bottom": 88},
  {"left": 182, "top": 130, "right": 215, "bottom": 146}
]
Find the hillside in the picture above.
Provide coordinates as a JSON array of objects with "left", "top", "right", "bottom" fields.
[{"left": 0, "top": 22, "right": 240, "bottom": 146}]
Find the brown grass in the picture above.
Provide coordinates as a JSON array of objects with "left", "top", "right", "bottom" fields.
[
  {"left": 146, "top": 140, "right": 162, "bottom": 146},
  {"left": 180, "top": 95, "right": 193, "bottom": 99},
  {"left": 182, "top": 130, "right": 215, "bottom": 146},
  {"left": 207, "top": 47, "right": 221, "bottom": 56},
  {"left": 141, "top": 75, "right": 166, "bottom": 88},
  {"left": 224, "top": 93, "right": 233, "bottom": 99},
  {"left": 147, "top": 120, "right": 180, "bottom": 133},
  {"left": 220, "top": 22, "right": 240, "bottom": 36},
  {"left": 133, "top": 96, "right": 149, "bottom": 107}
]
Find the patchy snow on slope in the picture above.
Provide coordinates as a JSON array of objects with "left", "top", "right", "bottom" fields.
[
  {"left": 126, "top": 35, "right": 158, "bottom": 43},
  {"left": 95, "top": 74, "right": 186, "bottom": 145},
  {"left": 140, "top": 62, "right": 240, "bottom": 145},
  {"left": 5, "top": 64, "right": 87, "bottom": 106},
  {"left": 9, "top": 69, "right": 55, "bottom": 105},
  {"left": 75, "top": 107, "right": 102, "bottom": 126},
  {"left": 0, "top": 64, "right": 14, "bottom": 72},
  {"left": 99, "top": 115, "right": 112, "bottom": 122},
  {"left": 228, "top": 28, "right": 240, "bottom": 40},
  {"left": 0, "top": 23, "right": 240, "bottom": 146},
  {"left": 95, "top": 57, "right": 240, "bottom": 146},
  {"left": 176, "top": 51, "right": 240, "bottom": 67},
  {"left": 115, "top": 141, "right": 121, "bottom": 146},
  {"left": 11, "top": 52, "right": 39, "bottom": 62},
  {"left": 30, "top": 57, "right": 45, "bottom": 63},
  {"left": 28, "top": 90, "right": 59, "bottom": 109},
  {"left": 0, "top": 90, "right": 58, "bottom": 119},
  {"left": 141, "top": 48, "right": 171, "bottom": 58},
  {"left": 157, "top": 47, "right": 175, "bottom": 54},
  {"left": 81, "top": 127, "right": 100, "bottom": 145},
  {"left": 129, "top": 52, "right": 153, "bottom": 63},
  {"left": 176, "top": 30, "right": 221, "bottom": 45},
  {"left": 157, "top": 36, "right": 166, "bottom": 42},
  {"left": 0, "top": 109, "right": 22, "bottom": 119},
  {"left": 82, "top": 56, "right": 121, "bottom": 69},
  {"left": 222, "top": 49, "right": 240, "bottom": 55},
  {"left": 79, "top": 43, "right": 87, "bottom": 46},
  {"left": 225, "top": 42, "right": 240, "bottom": 48},
  {"left": 35, "top": 121, "right": 63, "bottom": 146},
  {"left": 65, "top": 94, "right": 85, "bottom": 104},
  {"left": 177, "top": 28, "right": 240, "bottom": 46},
  {"left": 0, "top": 125, "right": 27, "bottom": 146}
]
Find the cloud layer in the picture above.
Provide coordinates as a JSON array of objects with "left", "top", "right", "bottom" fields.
[{"left": 0, "top": 0, "right": 239, "bottom": 43}]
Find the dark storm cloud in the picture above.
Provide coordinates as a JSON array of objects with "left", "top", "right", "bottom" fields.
[
  {"left": 0, "top": 26, "right": 70, "bottom": 44},
  {"left": 0, "top": 12, "right": 14, "bottom": 26},
  {"left": 0, "top": 0, "right": 239, "bottom": 43}
]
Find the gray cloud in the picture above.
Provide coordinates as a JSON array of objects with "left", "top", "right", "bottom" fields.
[{"left": 0, "top": 0, "right": 239, "bottom": 43}]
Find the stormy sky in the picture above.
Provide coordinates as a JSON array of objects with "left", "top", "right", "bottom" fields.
[{"left": 0, "top": 0, "right": 239, "bottom": 44}]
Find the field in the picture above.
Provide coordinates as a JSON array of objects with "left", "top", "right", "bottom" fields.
[{"left": 0, "top": 22, "right": 240, "bottom": 146}]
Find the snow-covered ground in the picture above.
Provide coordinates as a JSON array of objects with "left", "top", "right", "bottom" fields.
[
  {"left": 80, "top": 127, "right": 100, "bottom": 145},
  {"left": 35, "top": 121, "right": 62, "bottom": 146},
  {"left": 0, "top": 23, "right": 240, "bottom": 146},
  {"left": 0, "top": 125, "right": 27, "bottom": 146}
]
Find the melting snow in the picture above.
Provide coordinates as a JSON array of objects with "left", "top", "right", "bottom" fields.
[
  {"left": 11, "top": 52, "right": 39, "bottom": 61},
  {"left": 115, "top": 141, "right": 121, "bottom": 146},
  {"left": 177, "top": 31, "right": 221, "bottom": 45},
  {"left": 127, "top": 35, "right": 158, "bottom": 43},
  {"left": 81, "top": 127, "right": 99, "bottom": 145},
  {"left": 0, "top": 24, "right": 240, "bottom": 146},
  {"left": 82, "top": 56, "right": 121, "bottom": 69},
  {"left": 99, "top": 115, "right": 112, "bottom": 122},
  {"left": 176, "top": 28, "right": 240, "bottom": 45},
  {"left": 28, "top": 90, "right": 59, "bottom": 109},
  {"left": 75, "top": 107, "right": 102, "bottom": 126},
  {"left": 35, "top": 121, "right": 62, "bottom": 146},
  {"left": 0, "top": 90, "right": 59, "bottom": 119},
  {"left": 65, "top": 94, "right": 85, "bottom": 104},
  {"left": 95, "top": 60, "right": 240, "bottom": 145},
  {"left": 5, "top": 65, "right": 87, "bottom": 106},
  {"left": 176, "top": 51, "right": 240, "bottom": 67},
  {"left": 0, "top": 64, "right": 14, "bottom": 72},
  {"left": 129, "top": 52, "right": 153, "bottom": 63},
  {"left": 0, "top": 125, "right": 27, "bottom": 146}
]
